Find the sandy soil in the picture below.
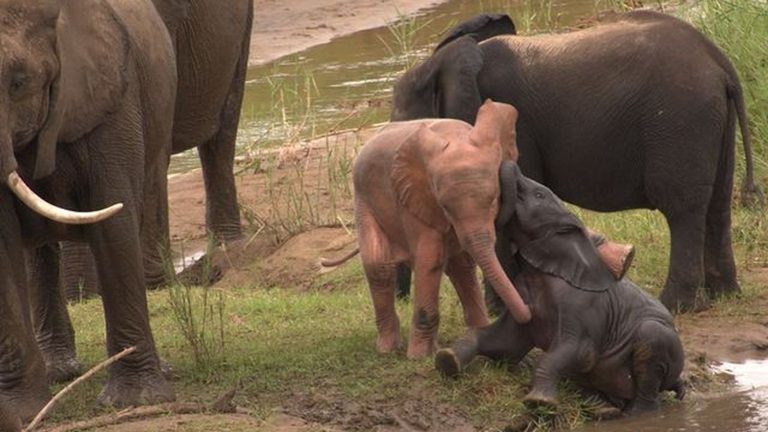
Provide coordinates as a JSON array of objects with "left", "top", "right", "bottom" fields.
[{"left": 251, "top": 0, "right": 443, "bottom": 65}]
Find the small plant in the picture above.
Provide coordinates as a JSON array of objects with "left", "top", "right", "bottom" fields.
[
  {"left": 165, "top": 236, "right": 227, "bottom": 374},
  {"left": 378, "top": 9, "right": 432, "bottom": 71}
]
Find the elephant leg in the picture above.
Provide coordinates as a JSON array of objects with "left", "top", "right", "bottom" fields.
[
  {"left": 142, "top": 153, "right": 172, "bottom": 289},
  {"left": 0, "top": 243, "right": 50, "bottom": 420},
  {"left": 60, "top": 241, "right": 100, "bottom": 300},
  {"left": 407, "top": 239, "right": 445, "bottom": 359},
  {"left": 444, "top": 252, "right": 489, "bottom": 328},
  {"left": 435, "top": 310, "right": 532, "bottom": 377},
  {"left": 627, "top": 320, "right": 685, "bottom": 414},
  {"left": 357, "top": 207, "right": 401, "bottom": 353},
  {"left": 525, "top": 339, "right": 582, "bottom": 408},
  {"left": 704, "top": 133, "right": 739, "bottom": 299},
  {"left": 83, "top": 86, "right": 174, "bottom": 407},
  {"left": 659, "top": 207, "right": 709, "bottom": 313},
  {"left": 27, "top": 244, "right": 82, "bottom": 383},
  {"left": 196, "top": 34, "right": 249, "bottom": 244}
]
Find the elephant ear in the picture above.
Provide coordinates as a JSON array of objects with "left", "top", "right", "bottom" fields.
[
  {"left": 35, "top": 3, "right": 127, "bottom": 179},
  {"left": 470, "top": 99, "right": 519, "bottom": 161},
  {"left": 391, "top": 36, "right": 483, "bottom": 124},
  {"left": 518, "top": 225, "right": 616, "bottom": 292},
  {"left": 391, "top": 125, "right": 451, "bottom": 233},
  {"left": 435, "top": 13, "right": 516, "bottom": 52}
]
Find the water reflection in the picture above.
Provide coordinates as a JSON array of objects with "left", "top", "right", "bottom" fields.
[
  {"left": 578, "top": 359, "right": 768, "bottom": 432},
  {"left": 170, "top": 0, "right": 602, "bottom": 172}
]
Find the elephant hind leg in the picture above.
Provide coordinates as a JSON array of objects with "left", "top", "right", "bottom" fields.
[
  {"left": 627, "top": 320, "right": 684, "bottom": 414},
  {"left": 659, "top": 203, "right": 710, "bottom": 313},
  {"left": 357, "top": 206, "right": 403, "bottom": 353},
  {"left": 196, "top": 18, "right": 251, "bottom": 244},
  {"left": 704, "top": 106, "right": 739, "bottom": 299}
]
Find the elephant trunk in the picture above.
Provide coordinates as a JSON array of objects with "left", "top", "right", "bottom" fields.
[
  {"left": 7, "top": 172, "right": 123, "bottom": 224},
  {"left": 463, "top": 227, "right": 531, "bottom": 324},
  {"left": 495, "top": 160, "right": 518, "bottom": 229}
]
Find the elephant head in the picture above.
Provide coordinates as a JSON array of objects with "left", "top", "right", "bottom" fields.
[
  {"left": 500, "top": 162, "right": 615, "bottom": 292},
  {"left": 0, "top": 0, "right": 121, "bottom": 223},
  {"left": 392, "top": 100, "right": 531, "bottom": 323},
  {"left": 391, "top": 14, "right": 515, "bottom": 123}
]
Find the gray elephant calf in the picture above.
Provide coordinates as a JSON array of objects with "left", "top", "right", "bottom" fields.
[{"left": 437, "top": 162, "right": 685, "bottom": 414}]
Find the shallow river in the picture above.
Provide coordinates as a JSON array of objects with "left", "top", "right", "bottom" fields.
[{"left": 171, "top": 0, "right": 768, "bottom": 429}]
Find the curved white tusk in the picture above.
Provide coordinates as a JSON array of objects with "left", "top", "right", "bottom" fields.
[{"left": 7, "top": 172, "right": 123, "bottom": 224}]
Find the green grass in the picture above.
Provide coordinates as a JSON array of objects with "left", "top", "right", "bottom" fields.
[{"left": 48, "top": 0, "right": 768, "bottom": 430}]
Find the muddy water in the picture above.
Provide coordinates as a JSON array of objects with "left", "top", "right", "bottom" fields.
[
  {"left": 169, "top": 0, "right": 604, "bottom": 173},
  {"left": 578, "top": 359, "right": 768, "bottom": 432}
]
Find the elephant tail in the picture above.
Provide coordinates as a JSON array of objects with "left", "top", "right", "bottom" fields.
[
  {"left": 320, "top": 248, "right": 359, "bottom": 267},
  {"left": 724, "top": 66, "right": 765, "bottom": 206}
]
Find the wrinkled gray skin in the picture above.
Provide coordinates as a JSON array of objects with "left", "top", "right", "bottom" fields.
[
  {"left": 33, "top": 0, "right": 253, "bottom": 385},
  {"left": 1, "top": 0, "right": 176, "bottom": 410},
  {"left": 436, "top": 162, "right": 685, "bottom": 414},
  {"left": 391, "top": 11, "right": 764, "bottom": 313},
  {"left": 0, "top": 189, "right": 50, "bottom": 425}
]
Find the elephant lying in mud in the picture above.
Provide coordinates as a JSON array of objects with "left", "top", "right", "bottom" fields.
[
  {"left": 323, "top": 101, "right": 632, "bottom": 358},
  {"left": 391, "top": 10, "right": 764, "bottom": 313},
  {"left": 436, "top": 162, "right": 685, "bottom": 414},
  {"left": 0, "top": 0, "right": 177, "bottom": 413}
]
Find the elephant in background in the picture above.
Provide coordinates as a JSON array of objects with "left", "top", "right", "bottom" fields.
[
  {"left": 391, "top": 11, "right": 764, "bottom": 312},
  {"left": 1, "top": 0, "right": 177, "bottom": 409},
  {"left": 437, "top": 162, "right": 685, "bottom": 415},
  {"left": 34, "top": 0, "right": 254, "bottom": 385}
]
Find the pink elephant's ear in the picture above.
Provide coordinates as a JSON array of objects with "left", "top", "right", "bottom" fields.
[
  {"left": 391, "top": 125, "right": 451, "bottom": 233},
  {"left": 470, "top": 99, "right": 519, "bottom": 162}
]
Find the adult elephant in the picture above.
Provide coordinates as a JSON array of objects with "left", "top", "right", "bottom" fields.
[
  {"left": 59, "top": 0, "right": 254, "bottom": 294},
  {"left": 2, "top": 0, "right": 176, "bottom": 408},
  {"left": 391, "top": 10, "right": 764, "bottom": 312},
  {"left": 35, "top": 0, "right": 254, "bottom": 384}
]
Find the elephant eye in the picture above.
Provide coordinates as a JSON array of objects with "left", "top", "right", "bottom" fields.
[
  {"left": 9, "top": 73, "right": 27, "bottom": 98},
  {"left": 535, "top": 191, "right": 545, "bottom": 199}
]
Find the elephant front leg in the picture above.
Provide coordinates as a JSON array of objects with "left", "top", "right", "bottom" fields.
[
  {"left": 627, "top": 320, "right": 685, "bottom": 414},
  {"left": 660, "top": 209, "right": 709, "bottom": 312},
  {"left": 88, "top": 207, "right": 175, "bottom": 407},
  {"left": 408, "top": 240, "right": 446, "bottom": 359},
  {"left": 445, "top": 252, "right": 489, "bottom": 328},
  {"left": 436, "top": 310, "right": 532, "bottom": 377},
  {"left": 525, "top": 340, "right": 582, "bottom": 408},
  {"left": 27, "top": 244, "right": 83, "bottom": 384}
]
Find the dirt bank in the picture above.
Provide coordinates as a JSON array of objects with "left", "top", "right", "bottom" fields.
[{"left": 251, "top": 0, "right": 444, "bottom": 65}]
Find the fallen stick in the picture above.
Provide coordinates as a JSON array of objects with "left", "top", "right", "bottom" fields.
[{"left": 24, "top": 346, "right": 137, "bottom": 432}]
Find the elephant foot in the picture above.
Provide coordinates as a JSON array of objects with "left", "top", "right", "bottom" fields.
[
  {"left": 523, "top": 388, "right": 559, "bottom": 409},
  {"left": 43, "top": 350, "right": 82, "bottom": 384},
  {"left": 597, "top": 241, "right": 635, "bottom": 280},
  {"left": 376, "top": 332, "right": 401, "bottom": 354},
  {"left": 435, "top": 348, "right": 461, "bottom": 378},
  {"left": 705, "top": 275, "right": 740, "bottom": 300},
  {"left": 406, "top": 336, "right": 437, "bottom": 359},
  {"left": 4, "top": 385, "right": 51, "bottom": 423},
  {"left": 659, "top": 288, "right": 710, "bottom": 314},
  {"left": 98, "top": 367, "right": 175, "bottom": 408}
]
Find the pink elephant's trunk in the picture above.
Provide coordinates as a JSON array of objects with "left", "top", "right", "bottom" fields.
[{"left": 463, "top": 228, "right": 531, "bottom": 324}]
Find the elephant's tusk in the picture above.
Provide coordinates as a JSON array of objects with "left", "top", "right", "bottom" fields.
[{"left": 7, "top": 171, "right": 123, "bottom": 224}]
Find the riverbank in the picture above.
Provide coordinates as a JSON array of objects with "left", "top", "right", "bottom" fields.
[{"left": 251, "top": 0, "right": 445, "bottom": 65}]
